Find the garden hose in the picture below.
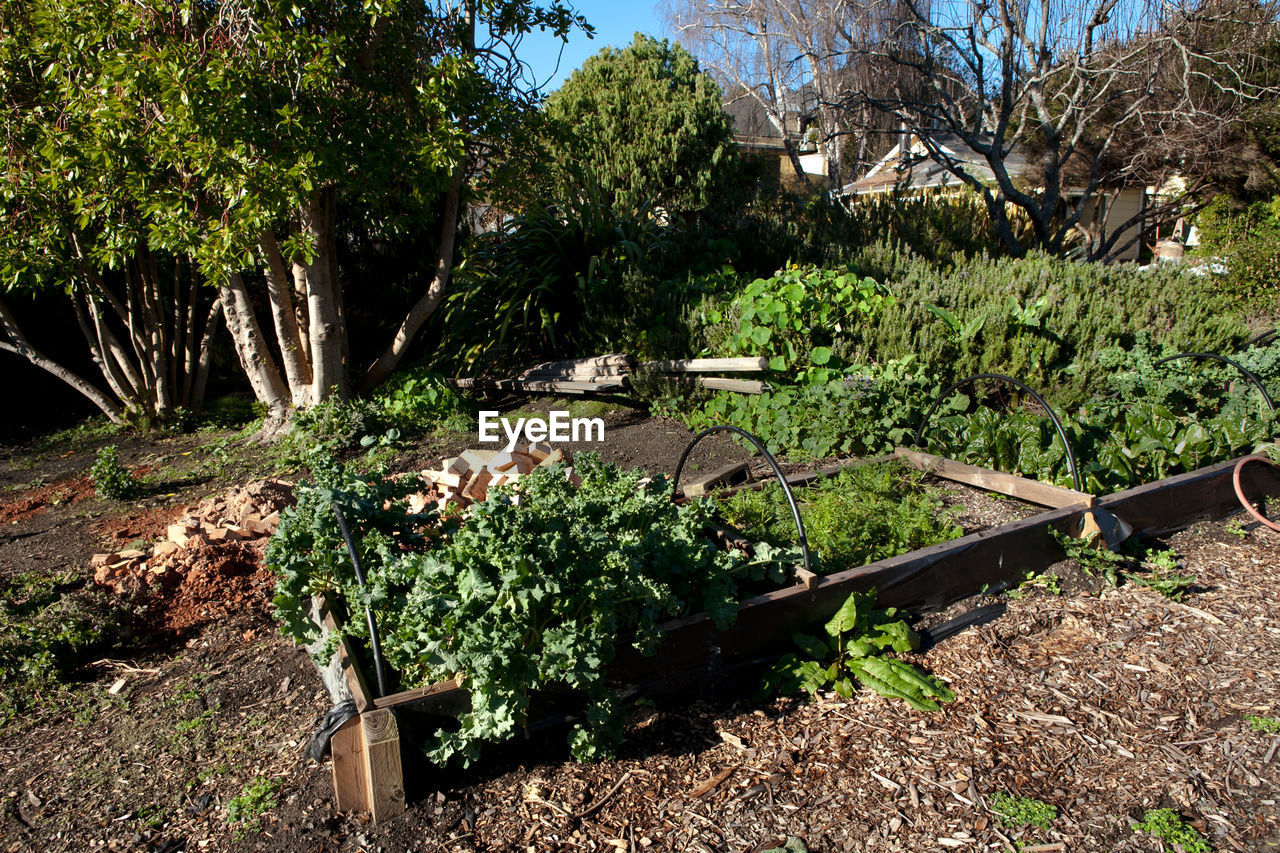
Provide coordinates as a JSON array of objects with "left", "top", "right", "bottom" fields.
[
  {"left": 913, "top": 372, "right": 1083, "bottom": 493},
  {"left": 1232, "top": 454, "right": 1280, "bottom": 532},
  {"left": 673, "top": 425, "right": 813, "bottom": 578},
  {"left": 331, "top": 503, "right": 390, "bottom": 698}
]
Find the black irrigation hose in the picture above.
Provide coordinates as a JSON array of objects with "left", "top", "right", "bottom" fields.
[
  {"left": 672, "top": 425, "right": 813, "bottom": 577},
  {"left": 1152, "top": 352, "right": 1276, "bottom": 414},
  {"left": 913, "top": 372, "right": 1083, "bottom": 493},
  {"left": 331, "top": 503, "right": 389, "bottom": 699}
]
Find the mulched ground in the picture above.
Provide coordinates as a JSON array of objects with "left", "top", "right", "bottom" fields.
[{"left": 1, "top": 411, "right": 1278, "bottom": 853}]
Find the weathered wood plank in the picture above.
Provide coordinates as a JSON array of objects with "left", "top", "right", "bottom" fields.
[
  {"left": 682, "top": 461, "right": 751, "bottom": 497},
  {"left": 641, "top": 357, "right": 769, "bottom": 373},
  {"left": 673, "top": 376, "right": 767, "bottom": 394},
  {"left": 314, "top": 595, "right": 374, "bottom": 712},
  {"left": 893, "top": 447, "right": 1095, "bottom": 508},
  {"left": 454, "top": 378, "right": 627, "bottom": 394},
  {"left": 330, "top": 716, "right": 368, "bottom": 813}
]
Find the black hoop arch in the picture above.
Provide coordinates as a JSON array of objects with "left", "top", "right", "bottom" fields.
[
  {"left": 913, "top": 372, "right": 1083, "bottom": 493},
  {"left": 1152, "top": 352, "right": 1276, "bottom": 414},
  {"left": 672, "top": 425, "right": 813, "bottom": 577}
]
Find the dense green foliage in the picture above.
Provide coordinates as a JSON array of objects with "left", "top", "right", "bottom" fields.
[
  {"left": 89, "top": 445, "right": 140, "bottom": 500},
  {"left": 761, "top": 590, "right": 955, "bottom": 711},
  {"left": 1194, "top": 194, "right": 1280, "bottom": 299},
  {"left": 718, "top": 462, "right": 962, "bottom": 573},
  {"left": 545, "top": 34, "right": 738, "bottom": 215},
  {"left": 990, "top": 792, "right": 1058, "bottom": 831},
  {"left": 269, "top": 455, "right": 787, "bottom": 765}
]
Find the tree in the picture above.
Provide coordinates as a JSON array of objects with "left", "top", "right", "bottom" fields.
[
  {"left": 844, "top": 0, "right": 1280, "bottom": 258},
  {"left": 1, "top": 0, "right": 585, "bottom": 430},
  {"left": 665, "top": 0, "right": 913, "bottom": 189},
  {"left": 544, "top": 33, "right": 739, "bottom": 215}
]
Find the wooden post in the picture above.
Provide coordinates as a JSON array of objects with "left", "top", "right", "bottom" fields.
[{"left": 330, "top": 710, "right": 405, "bottom": 823}]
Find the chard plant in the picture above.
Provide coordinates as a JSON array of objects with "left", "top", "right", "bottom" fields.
[{"left": 762, "top": 590, "right": 955, "bottom": 712}]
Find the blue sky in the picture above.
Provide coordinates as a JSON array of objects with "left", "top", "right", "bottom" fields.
[{"left": 517, "top": 2, "right": 670, "bottom": 93}]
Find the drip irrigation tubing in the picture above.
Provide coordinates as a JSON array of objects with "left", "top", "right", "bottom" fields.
[
  {"left": 1152, "top": 352, "right": 1276, "bottom": 414},
  {"left": 1232, "top": 454, "right": 1280, "bottom": 532},
  {"left": 913, "top": 372, "right": 1083, "bottom": 493},
  {"left": 332, "top": 502, "right": 390, "bottom": 698},
  {"left": 673, "top": 425, "right": 813, "bottom": 577}
]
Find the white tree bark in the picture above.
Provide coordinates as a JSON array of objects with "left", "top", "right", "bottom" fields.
[
  {"left": 261, "top": 229, "right": 314, "bottom": 407},
  {"left": 303, "top": 190, "right": 348, "bottom": 401},
  {"left": 0, "top": 293, "right": 124, "bottom": 423},
  {"left": 219, "top": 274, "right": 291, "bottom": 420}
]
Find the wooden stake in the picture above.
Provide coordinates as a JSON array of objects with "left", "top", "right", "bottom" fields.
[{"left": 330, "top": 716, "right": 369, "bottom": 813}]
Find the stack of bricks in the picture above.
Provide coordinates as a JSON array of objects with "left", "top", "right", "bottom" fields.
[{"left": 408, "top": 443, "right": 576, "bottom": 514}]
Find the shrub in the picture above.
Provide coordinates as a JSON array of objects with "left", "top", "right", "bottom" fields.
[
  {"left": 89, "top": 445, "right": 139, "bottom": 500},
  {"left": 1194, "top": 193, "right": 1280, "bottom": 300}
]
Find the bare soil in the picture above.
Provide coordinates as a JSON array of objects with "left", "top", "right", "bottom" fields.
[{"left": 1, "top": 410, "right": 1277, "bottom": 853}]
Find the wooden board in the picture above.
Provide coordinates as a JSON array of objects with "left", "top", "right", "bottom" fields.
[
  {"left": 315, "top": 596, "right": 374, "bottom": 712},
  {"left": 641, "top": 357, "right": 769, "bottom": 374},
  {"left": 454, "top": 378, "right": 627, "bottom": 395},
  {"left": 682, "top": 461, "right": 751, "bottom": 497},
  {"left": 330, "top": 716, "right": 368, "bottom": 812},
  {"left": 670, "top": 376, "right": 766, "bottom": 394},
  {"left": 893, "top": 447, "right": 1095, "bottom": 508}
]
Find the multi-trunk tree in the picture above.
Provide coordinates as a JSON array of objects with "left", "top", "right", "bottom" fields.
[{"left": 1, "top": 0, "right": 583, "bottom": 430}]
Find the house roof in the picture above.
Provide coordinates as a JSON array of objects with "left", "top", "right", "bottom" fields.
[{"left": 843, "top": 132, "right": 1031, "bottom": 195}]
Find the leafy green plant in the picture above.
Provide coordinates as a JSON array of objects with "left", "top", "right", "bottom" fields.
[
  {"left": 762, "top": 590, "right": 955, "bottom": 711},
  {"left": 990, "top": 792, "right": 1058, "bottom": 830},
  {"left": 1006, "top": 571, "right": 1063, "bottom": 599},
  {"left": 1052, "top": 531, "right": 1195, "bottom": 599},
  {"left": 89, "top": 445, "right": 139, "bottom": 500},
  {"left": 270, "top": 454, "right": 783, "bottom": 766},
  {"left": 1246, "top": 714, "right": 1280, "bottom": 733},
  {"left": 718, "top": 461, "right": 963, "bottom": 573},
  {"left": 226, "top": 776, "right": 281, "bottom": 831},
  {"left": 1133, "top": 808, "right": 1212, "bottom": 853}
]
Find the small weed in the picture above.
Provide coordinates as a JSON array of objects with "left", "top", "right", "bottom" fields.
[
  {"left": 1007, "top": 571, "right": 1062, "bottom": 599},
  {"left": 1133, "top": 808, "right": 1211, "bottom": 852},
  {"left": 1246, "top": 714, "right": 1280, "bottom": 733},
  {"left": 197, "top": 762, "right": 229, "bottom": 784},
  {"left": 89, "top": 446, "right": 140, "bottom": 500},
  {"left": 226, "top": 776, "right": 281, "bottom": 832},
  {"left": 990, "top": 791, "right": 1058, "bottom": 831},
  {"left": 1224, "top": 518, "right": 1249, "bottom": 538},
  {"left": 173, "top": 709, "right": 213, "bottom": 736},
  {"left": 1052, "top": 532, "right": 1195, "bottom": 600}
]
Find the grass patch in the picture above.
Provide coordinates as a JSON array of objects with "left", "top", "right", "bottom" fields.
[
  {"left": 1133, "top": 808, "right": 1211, "bottom": 852},
  {"left": 1247, "top": 714, "right": 1280, "bottom": 733},
  {"left": 990, "top": 791, "right": 1058, "bottom": 830},
  {"left": 717, "top": 460, "right": 963, "bottom": 573}
]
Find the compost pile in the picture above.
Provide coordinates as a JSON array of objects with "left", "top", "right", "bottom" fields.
[{"left": 90, "top": 479, "right": 295, "bottom": 631}]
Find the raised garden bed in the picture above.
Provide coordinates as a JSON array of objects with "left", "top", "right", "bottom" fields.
[{"left": 295, "top": 446, "right": 1280, "bottom": 823}]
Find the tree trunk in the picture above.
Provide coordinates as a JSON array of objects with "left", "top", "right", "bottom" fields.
[
  {"left": 70, "top": 291, "right": 133, "bottom": 407},
  {"left": 360, "top": 165, "right": 465, "bottom": 391},
  {"left": 304, "top": 190, "right": 347, "bottom": 401},
  {"left": 0, "top": 294, "right": 124, "bottom": 423},
  {"left": 261, "top": 229, "right": 314, "bottom": 406},
  {"left": 219, "top": 274, "right": 291, "bottom": 421},
  {"left": 192, "top": 297, "right": 223, "bottom": 411}
]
